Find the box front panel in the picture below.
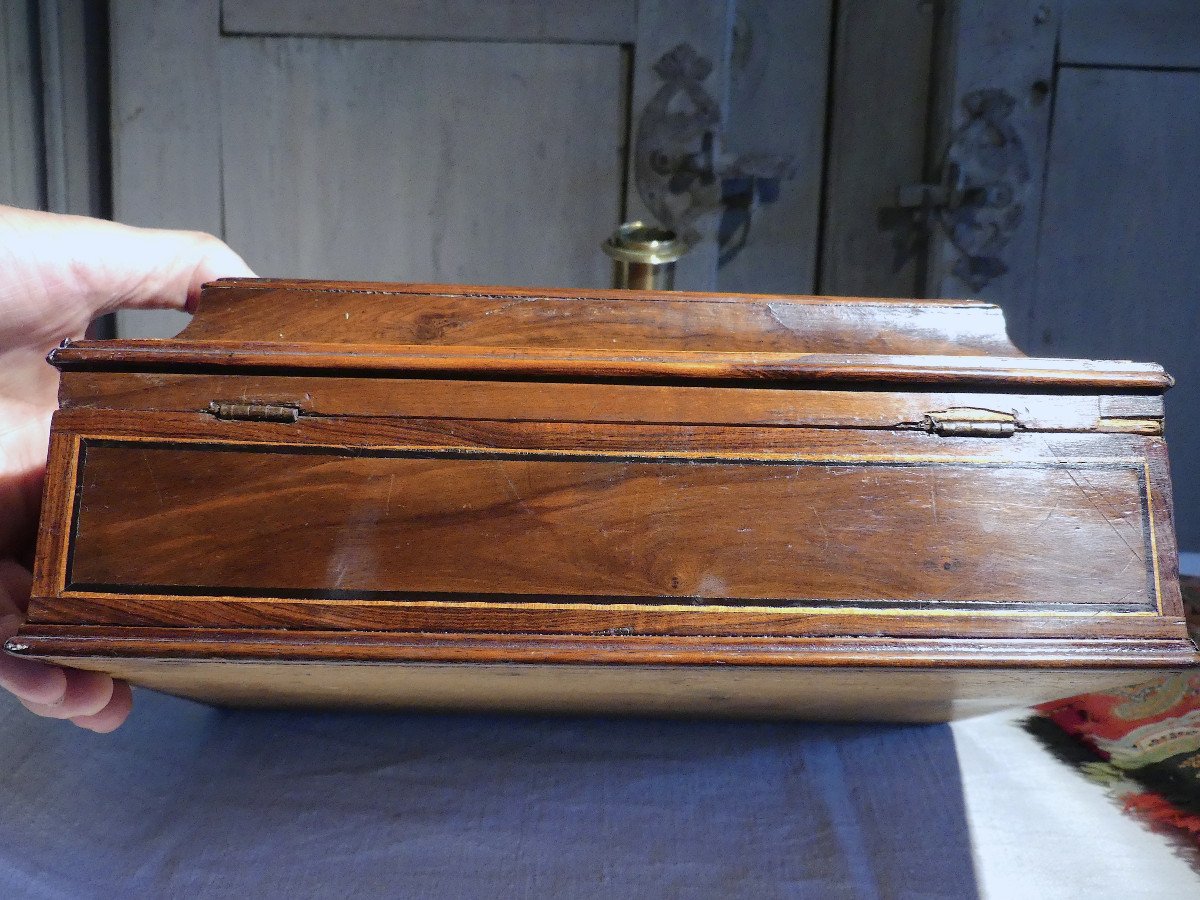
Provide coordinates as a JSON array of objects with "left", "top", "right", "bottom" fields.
[{"left": 55, "top": 430, "right": 1162, "bottom": 623}]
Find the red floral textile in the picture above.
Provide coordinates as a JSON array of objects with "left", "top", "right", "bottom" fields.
[{"left": 1027, "top": 578, "right": 1200, "bottom": 851}]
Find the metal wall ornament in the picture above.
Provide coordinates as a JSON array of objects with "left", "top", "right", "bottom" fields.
[
  {"left": 898, "top": 89, "right": 1032, "bottom": 292},
  {"left": 634, "top": 43, "right": 724, "bottom": 246},
  {"left": 633, "top": 42, "right": 794, "bottom": 265}
]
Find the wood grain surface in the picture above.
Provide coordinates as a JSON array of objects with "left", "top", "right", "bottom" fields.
[
  {"left": 12, "top": 279, "right": 1195, "bottom": 719},
  {"left": 67, "top": 440, "right": 1156, "bottom": 611},
  {"left": 20, "top": 652, "right": 1187, "bottom": 722},
  {"left": 171, "top": 279, "right": 1028, "bottom": 354},
  {"left": 12, "top": 627, "right": 1195, "bottom": 720},
  {"left": 54, "top": 372, "right": 1167, "bottom": 433}
]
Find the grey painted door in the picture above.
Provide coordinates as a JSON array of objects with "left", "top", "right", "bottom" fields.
[
  {"left": 110, "top": 0, "right": 832, "bottom": 338},
  {"left": 920, "top": 1, "right": 1200, "bottom": 552}
]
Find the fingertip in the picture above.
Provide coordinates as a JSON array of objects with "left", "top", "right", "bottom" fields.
[
  {"left": 204, "top": 231, "right": 255, "bottom": 275},
  {"left": 61, "top": 668, "right": 116, "bottom": 718},
  {"left": 186, "top": 231, "right": 256, "bottom": 307},
  {"left": 0, "top": 560, "right": 33, "bottom": 613},
  {"left": 0, "top": 654, "right": 67, "bottom": 705},
  {"left": 92, "top": 225, "right": 256, "bottom": 318},
  {"left": 71, "top": 681, "right": 132, "bottom": 733},
  {"left": 21, "top": 668, "right": 113, "bottom": 719}
]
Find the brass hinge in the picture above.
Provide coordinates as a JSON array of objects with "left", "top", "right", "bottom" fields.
[
  {"left": 922, "top": 408, "right": 1017, "bottom": 438},
  {"left": 208, "top": 401, "right": 299, "bottom": 423}
]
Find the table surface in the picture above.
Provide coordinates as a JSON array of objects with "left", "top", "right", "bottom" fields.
[{"left": 0, "top": 689, "right": 1196, "bottom": 899}]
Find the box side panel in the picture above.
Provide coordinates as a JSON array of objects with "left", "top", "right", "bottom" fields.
[
  {"left": 26, "top": 408, "right": 1188, "bottom": 649},
  {"left": 66, "top": 441, "right": 1156, "bottom": 609},
  {"left": 14, "top": 650, "right": 1195, "bottom": 722}
]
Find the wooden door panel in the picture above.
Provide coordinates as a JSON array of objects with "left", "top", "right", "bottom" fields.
[
  {"left": 111, "top": 0, "right": 630, "bottom": 338},
  {"left": 111, "top": 0, "right": 838, "bottom": 334},
  {"left": 1031, "top": 67, "right": 1200, "bottom": 549},
  {"left": 1060, "top": 0, "right": 1200, "bottom": 68},
  {"left": 0, "top": 0, "right": 44, "bottom": 210},
  {"left": 715, "top": 0, "right": 831, "bottom": 295},
  {"left": 923, "top": 1, "right": 1056, "bottom": 317},
  {"left": 221, "top": 0, "right": 637, "bottom": 43},
  {"left": 111, "top": 0, "right": 222, "bottom": 339},
  {"left": 817, "top": 0, "right": 935, "bottom": 299},
  {"left": 218, "top": 36, "right": 625, "bottom": 286}
]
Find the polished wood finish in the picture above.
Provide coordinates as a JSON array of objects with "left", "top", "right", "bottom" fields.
[
  {"left": 55, "top": 372, "right": 1167, "bottom": 432},
  {"left": 16, "top": 637, "right": 1194, "bottom": 722},
  {"left": 66, "top": 441, "right": 1161, "bottom": 610},
  {"left": 9, "top": 279, "right": 1196, "bottom": 719},
  {"left": 22, "top": 651, "right": 1186, "bottom": 723},
  {"left": 168, "top": 280, "right": 1024, "bottom": 354}
]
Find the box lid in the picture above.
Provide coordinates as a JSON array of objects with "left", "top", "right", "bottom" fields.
[{"left": 50, "top": 279, "right": 1171, "bottom": 391}]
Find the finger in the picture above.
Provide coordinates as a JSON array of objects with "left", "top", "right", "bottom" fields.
[
  {"left": 0, "top": 558, "right": 33, "bottom": 615},
  {"left": 0, "top": 563, "right": 68, "bottom": 705},
  {"left": 0, "top": 206, "right": 255, "bottom": 350},
  {"left": 0, "top": 636, "right": 68, "bottom": 706},
  {"left": 71, "top": 681, "right": 133, "bottom": 733},
  {"left": 0, "top": 400, "right": 51, "bottom": 560},
  {"left": 19, "top": 668, "right": 114, "bottom": 720},
  {"left": 0, "top": 556, "right": 33, "bottom": 619},
  {"left": 92, "top": 226, "right": 257, "bottom": 317}
]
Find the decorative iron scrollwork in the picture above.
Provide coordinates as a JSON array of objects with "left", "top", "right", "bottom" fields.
[
  {"left": 633, "top": 43, "right": 794, "bottom": 262},
  {"left": 897, "top": 89, "right": 1031, "bottom": 292},
  {"left": 634, "top": 43, "right": 723, "bottom": 243}
]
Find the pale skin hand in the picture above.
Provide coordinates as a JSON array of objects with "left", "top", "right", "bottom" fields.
[{"left": 0, "top": 205, "right": 254, "bottom": 732}]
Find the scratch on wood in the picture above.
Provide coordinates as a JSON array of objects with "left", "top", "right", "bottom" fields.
[
  {"left": 139, "top": 448, "right": 165, "bottom": 508},
  {"left": 493, "top": 459, "right": 528, "bottom": 511},
  {"left": 763, "top": 302, "right": 804, "bottom": 334},
  {"left": 1032, "top": 504, "right": 1059, "bottom": 531},
  {"left": 331, "top": 559, "right": 349, "bottom": 589},
  {"left": 384, "top": 474, "right": 396, "bottom": 514},
  {"left": 1063, "top": 466, "right": 1141, "bottom": 561},
  {"left": 807, "top": 505, "right": 831, "bottom": 548}
]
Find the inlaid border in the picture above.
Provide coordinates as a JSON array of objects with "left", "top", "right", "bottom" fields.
[{"left": 57, "top": 436, "right": 1163, "bottom": 618}]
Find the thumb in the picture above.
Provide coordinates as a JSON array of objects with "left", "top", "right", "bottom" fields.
[{"left": 0, "top": 206, "right": 255, "bottom": 351}]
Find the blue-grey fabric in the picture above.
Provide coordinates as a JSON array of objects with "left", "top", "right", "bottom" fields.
[{"left": 0, "top": 689, "right": 976, "bottom": 898}]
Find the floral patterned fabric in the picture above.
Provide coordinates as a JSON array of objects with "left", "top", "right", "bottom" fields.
[{"left": 1026, "top": 577, "right": 1200, "bottom": 853}]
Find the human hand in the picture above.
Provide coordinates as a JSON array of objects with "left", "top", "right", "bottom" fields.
[{"left": 0, "top": 205, "right": 253, "bottom": 731}]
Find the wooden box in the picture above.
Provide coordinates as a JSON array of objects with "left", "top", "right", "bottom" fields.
[{"left": 8, "top": 279, "right": 1197, "bottom": 720}]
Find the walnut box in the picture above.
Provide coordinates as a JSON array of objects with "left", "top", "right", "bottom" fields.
[{"left": 8, "top": 279, "right": 1197, "bottom": 720}]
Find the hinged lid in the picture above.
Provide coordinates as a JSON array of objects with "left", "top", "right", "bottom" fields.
[{"left": 49, "top": 279, "right": 1172, "bottom": 393}]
